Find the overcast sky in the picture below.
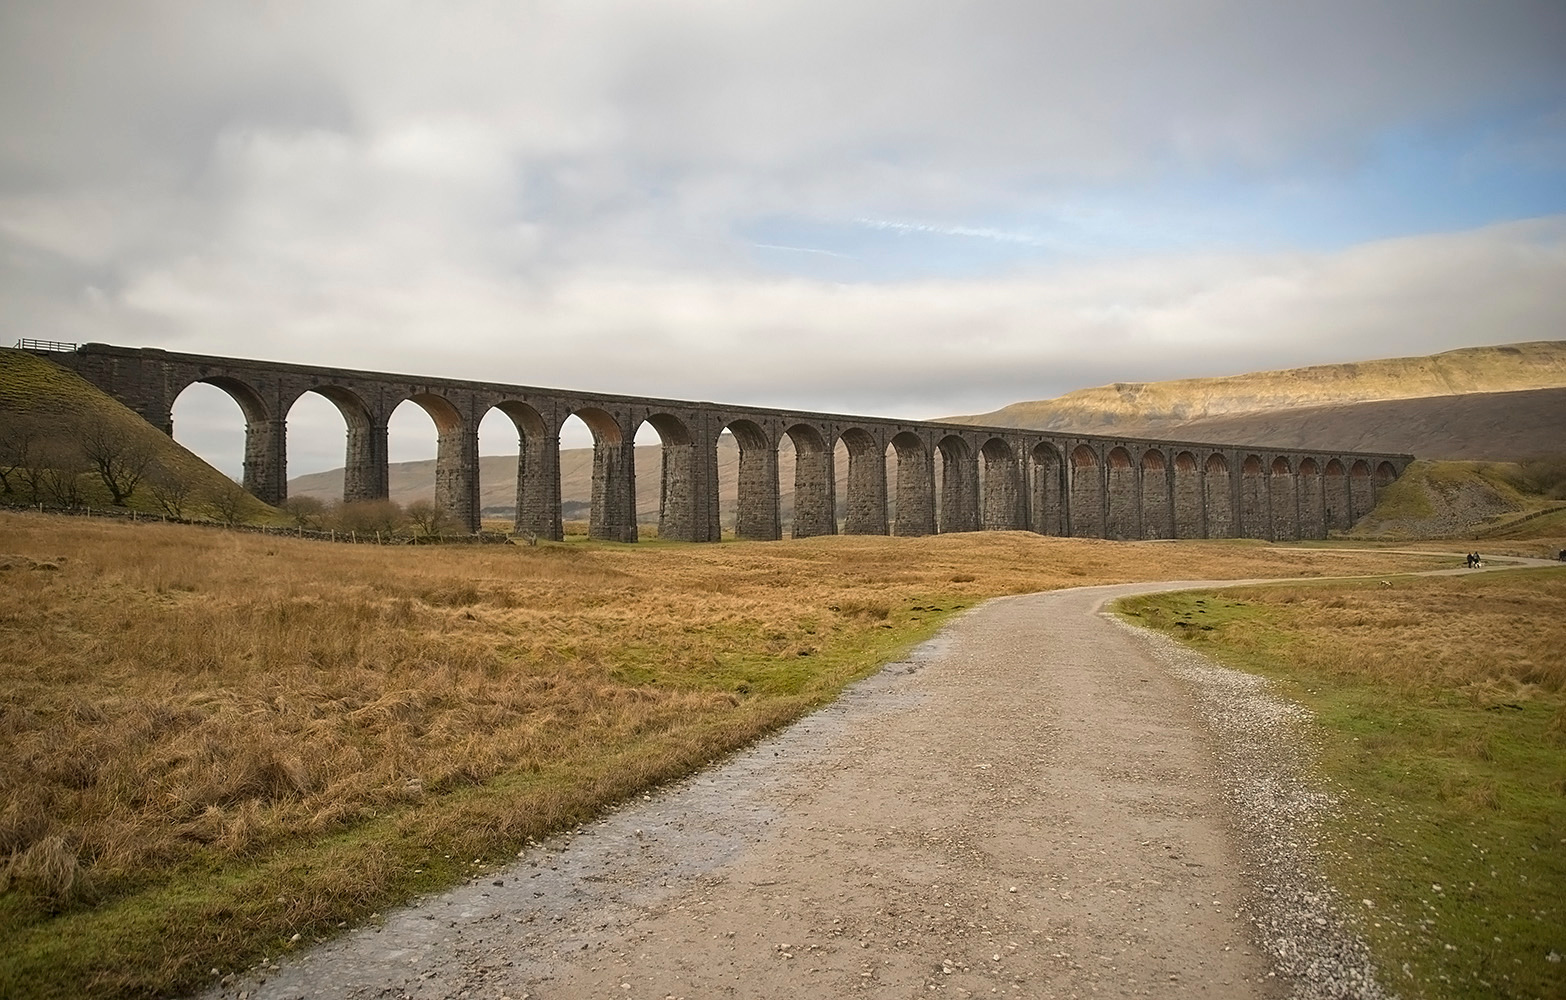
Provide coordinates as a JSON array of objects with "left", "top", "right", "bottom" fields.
[{"left": 3, "top": 2, "right": 1564, "bottom": 477}]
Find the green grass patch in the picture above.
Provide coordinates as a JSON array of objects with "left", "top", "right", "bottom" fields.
[{"left": 1116, "top": 571, "right": 1566, "bottom": 1000}]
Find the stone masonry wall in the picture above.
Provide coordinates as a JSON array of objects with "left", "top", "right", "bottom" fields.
[{"left": 39, "top": 344, "right": 1413, "bottom": 543}]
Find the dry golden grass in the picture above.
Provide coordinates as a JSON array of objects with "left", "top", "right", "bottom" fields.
[
  {"left": 0, "top": 510, "right": 1455, "bottom": 998},
  {"left": 1136, "top": 574, "right": 1566, "bottom": 698}
]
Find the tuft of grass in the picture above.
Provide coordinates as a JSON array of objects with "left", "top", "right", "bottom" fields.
[{"left": 1118, "top": 569, "right": 1566, "bottom": 1000}]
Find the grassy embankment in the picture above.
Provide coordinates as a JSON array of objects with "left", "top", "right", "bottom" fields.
[
  {"left": 0, "top": 348, "right": 280, "bottom": 523},
  {"left": 1118, "top": 571, "right": 1566, "bottom": 1000},
  {"left": 0, "top": 511, "right": 1458, "bottom": 999},
  {"left": 1351, "top": 458, "right": 1566, "bottom": 542}
]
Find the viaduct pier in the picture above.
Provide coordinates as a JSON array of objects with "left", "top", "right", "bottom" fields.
[{"left": 38, "top": 344, "right": 1411, "bottom": 543}]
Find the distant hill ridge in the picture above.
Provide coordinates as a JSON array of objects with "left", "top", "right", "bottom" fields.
[{"left": 954, "top": 341, "right": 1566, "bottom": 435}]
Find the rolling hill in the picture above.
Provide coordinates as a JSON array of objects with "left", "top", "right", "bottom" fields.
[
  {"left": 948, "top": 342, "right": 1566, "bottom": 462},
  {"left": 953, "top": 341, "right": 1566, "bottom": 441}
]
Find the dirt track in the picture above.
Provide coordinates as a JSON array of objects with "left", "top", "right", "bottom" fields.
[{"left": 208, "top": 558, "right": 1547, "bottom": 1000}]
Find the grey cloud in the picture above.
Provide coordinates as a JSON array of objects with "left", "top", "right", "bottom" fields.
[
  {"left": 3, "top": 1, "right": 1564, "bottom": 478},
  {"left": 154, "top": 217, "right": 1566, "bottom": 476}
]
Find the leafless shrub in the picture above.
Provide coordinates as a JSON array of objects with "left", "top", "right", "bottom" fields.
[
  {"left": 39, "top": 441, "right": 90, "bottom": 508},
  {"left": 282, "top": 494, "right": 326, "bottom": 529},
  {"left": 1513, "top": 455, "right": 1566, "bottom": 500},
  {"left": 146, "top": 461, "right": 194, "bottom": 519},
  {"left": 405, "top": 498, "right": 450, "bottom": 538},
  {"left": 208, "top": 478, "right": 251, "bottom": 526},
  {"left": 332, "top": 498, "right": 406, "bottom": 535}
]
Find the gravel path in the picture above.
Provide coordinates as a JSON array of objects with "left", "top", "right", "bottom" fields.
[{"left": 205, "top": 556, "right": 1551, "bottom": 1000}]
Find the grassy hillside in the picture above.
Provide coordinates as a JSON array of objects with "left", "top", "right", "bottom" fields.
[
  {"left": 0, "top": 349, "right": 279, "bottom": 523},
  {"left": 954, "top": 341, "right": 1566, "bottom": 458},
  {"left": 1349, "top": 458, "right": 1566, "bottom": 541}
]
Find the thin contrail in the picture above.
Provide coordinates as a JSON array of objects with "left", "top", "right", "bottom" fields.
[
  {"left": 750, "top": 242, "right": 859, "bottom": 259},
  {"left": 855, "top": 217, "right": 1050, "bottom": 247}
]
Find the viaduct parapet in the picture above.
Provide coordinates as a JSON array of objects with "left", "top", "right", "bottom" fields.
[{"left": 37, "top": 344, "right": 1412, "bottom": 543}]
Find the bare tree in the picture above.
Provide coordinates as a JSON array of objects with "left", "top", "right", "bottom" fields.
[
  {"left": 208, "top": 479, "right": 251, "bottom": 527},
  {"left": 0, "top": 419, "right": 41, "bottom": 499},
  {"left": 39, "top": 445, "right": 89, "bottom": 508},
  {"left": 4, "top": 418, "right": 60, "bottom": 505},
  {"left": 404, "top": 498, "right": 450, "bottom": 538},
  {"left": 282, "top": 494, "right": 326, "bottom": 529},
  {"left": 147, "top": 461, "right": 194, "bottom": 519},
  {"left": 75, "top": 420, "right": 155, "bottom": 506}
]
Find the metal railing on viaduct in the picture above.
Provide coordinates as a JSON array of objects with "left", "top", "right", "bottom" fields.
[{"left": 33, "top": 343, "right": 1412, "bottom": 542}]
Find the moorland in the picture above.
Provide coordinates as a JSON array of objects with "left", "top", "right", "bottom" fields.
[
  {"left": 0, "top": 513, "right": 1480, "bottom": 999},
  {"left": 2, "top": 340, "right": 1564, "bottom": 999}
]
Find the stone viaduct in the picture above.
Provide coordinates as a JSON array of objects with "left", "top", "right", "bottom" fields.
[{"left": 42, "top": 343, "right": 1412, "bottom": 543}]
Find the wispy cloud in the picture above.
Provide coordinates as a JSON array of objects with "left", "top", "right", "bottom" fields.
[
  {"left": 750, "top": 242, "right": 858, "bottom": 259},
  {"left": 854, "top": 217, "right": 1054, "bottom": 247}
]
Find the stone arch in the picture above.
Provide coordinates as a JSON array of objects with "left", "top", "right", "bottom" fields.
[
  {"left": 839, "top": 427, "right": 888, "bottom": 535},
  {"left": 890, "top": 432, "right": 934, "bottom": 536},
  {"left": 1350, "top": 459, "right": 1374, "bottom": 522},
  {"left": 1105, "top": 446, "right": 1137, "bottom": 540},
  {"left": 181, "top": 375, "right": 270, "bottom": 424},
  {"left": 389, "top": 391, "right": 476, "bottom": 533},
  {"left": 980, "top": 438, "right": 1023, "bottom": 531},
  {"left": 1139, "top": 449, "right": 1172, "bottom": 539},
  {"left": 1240, "top": 454, "right": 1268, "bottom": 540},
  {"left": 1269, "top": 456, "right": 1298, "bottom": 541},
  {"left": 287, "top": 384, "right": 382, "bottom": 505},
  {"left": 1372, "top": 461, "right": 1398, "bottom": 510},
  {"left": 1297, "top": 458, "right": 1325, "bottom": 539},
  {"left": 572, "top": 407, "right": 624, "bottom": 446},
  {"left": 1029, "top": 442, "right": 1064, "bottom": 536},
  {"left": 722, "top": 419, "right": 779, "bottom": 541},
  {"left": 1204, "top": 453, "right": 1232, "bottom": 537},
  {"left": 636, "top": 412, "right": 698, "bottom": 542},
  {"left": 1172, "top": 451, "right": 1202, "bottom": 538},
  {"left": 785, "top": 423, "right": 834, "bottom": 538},
  {"left": 402, "top": 392, "right": 463, "bottom": 433},
  {"left": 570, "top": 406, "right": 635, "bottom": 542},
  {"left": 937, "top": 434, "right": 979, "bottom": 533},
  {"left": 486, "top": 400, "right": 557, "bottom": 540},
  {"left": 1323, "top": 458, "right": 1351, "bottom": 531},
  {"left": 172, "top": 375, "right": 276, "bottom": 503},
  {"left": 1069, "top": 444, "right": 1104, "bottom": 538}
]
